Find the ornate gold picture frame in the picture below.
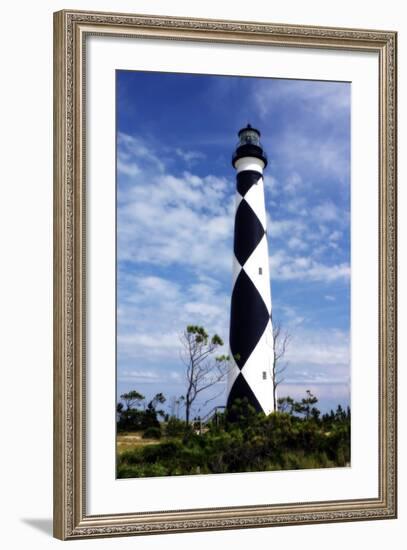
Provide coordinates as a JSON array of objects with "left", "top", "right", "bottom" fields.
[{"left": 53, "top": 9, "right": 397, "bottom": 540}]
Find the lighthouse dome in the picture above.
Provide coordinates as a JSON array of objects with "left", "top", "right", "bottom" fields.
[{"left": 232, "top": 124, "right": 268, "bottom": 168}]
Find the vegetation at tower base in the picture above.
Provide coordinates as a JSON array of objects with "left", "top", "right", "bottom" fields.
[
  {"left": 116, "top": 391, "right": 351, "bottom": 478},
  {"left": 116, "top": 326, "right": 349, "bottom": 477}
]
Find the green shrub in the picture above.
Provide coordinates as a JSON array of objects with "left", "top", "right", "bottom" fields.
[
  {"left": 142, "top": 426, "right": 162, "bottom": 439},
  {"left": 142, "top": 440, "right": 183, "bottom": 463},
  {"left": 165, "top": 417, "right": 188, "bottom": 437},
  {"left": 118, "top": 447, "right": 144, "bottom": 466},
  {"left": 117, "top": 404, "right": 350, "bottom": 477},
  {"left": 117, "top": 462, "right": 168, "bottom": 478}
]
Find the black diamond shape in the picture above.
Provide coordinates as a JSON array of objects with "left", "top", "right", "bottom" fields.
[
  {"left": 233, "top": 199, "right": 265, "bottom": 266},
  {"left": 226, "top": 372, "right": 263, "bottom": 413},
  {"left": 236, "top": 170, "right": 262, "bottom": 197},
  {"left": 230, "top": 270, "right": 270, "bottom": 369}
]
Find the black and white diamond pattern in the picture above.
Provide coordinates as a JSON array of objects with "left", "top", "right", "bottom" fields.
[{"left": 227, "top": 166, "right": 274, "bottom": 415}]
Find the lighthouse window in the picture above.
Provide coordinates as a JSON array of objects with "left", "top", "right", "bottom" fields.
[
  {"left": 258, "top": 267, "right": 263, "bottom": 275},
  {"left": 262, "top": 371, "right": 267, "bottom": 380}
]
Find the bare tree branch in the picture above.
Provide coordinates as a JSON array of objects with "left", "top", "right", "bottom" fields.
[
  {"left": 179, "top": 326, "right": 232, "bottom": 424},
  {"left": 272, "top": 321, "right": 291, "bottom": 411}
]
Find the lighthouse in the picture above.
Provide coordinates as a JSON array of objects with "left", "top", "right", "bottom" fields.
[{"left": 226, "top": 124, "right": 275, "bottom": 415}]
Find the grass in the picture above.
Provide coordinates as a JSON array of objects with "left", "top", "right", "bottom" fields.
[{"left": 116, "top": 432, "right": 162, "bottom": 454}]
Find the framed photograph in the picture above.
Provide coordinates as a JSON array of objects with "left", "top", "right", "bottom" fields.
[{"left": 53, "top": 9, "right": 397, "bottom": 540}]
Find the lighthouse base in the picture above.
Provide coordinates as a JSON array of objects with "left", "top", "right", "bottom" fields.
[{"left": 226, "top": 373, "right": 264, "bottom": 414}]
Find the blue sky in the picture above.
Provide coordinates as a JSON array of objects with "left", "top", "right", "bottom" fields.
[{"left": 116, "top": 70, "right": 351, "bottom": 416}]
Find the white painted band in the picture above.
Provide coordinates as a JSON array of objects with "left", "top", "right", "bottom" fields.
[{"left": 234, "top": 156, "right": 265, "bottom": 173}]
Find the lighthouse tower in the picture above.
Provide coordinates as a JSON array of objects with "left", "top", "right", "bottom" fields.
[{"left": 226, "top": 124, "right": 275, "bottom": 415}]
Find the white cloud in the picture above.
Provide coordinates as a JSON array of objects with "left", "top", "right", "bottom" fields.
[
  {"left": 270, "top": 250, "right": 350, "bottom": 282},
  {"left": 124, "top": 275, "right": 182, "bottom": 303},
  {"left": 329, "top": 230, "right": 342, "bottom": 241},
  {"left": 266, "top": 321, "right": 350, "bottom": 407},
  {"left": 175, "top": 148, "right": 206, "bottom": 164},
  {"left": 277, "top": 304, "right": 305, "bottom": 327},
  {"left": 272, "top": 326, "right": 350, "bottom": 407},
  {"left": 117, "top": 158, "right": 141, "bottom": 177},
  {"left": 284, "top": 327, "right": 349, "bottom": 368},
  {"left": 117, "top": 270, "right": 231, "bottom": 367},
  {"left": 254, "top": 80, "right": 350, "bottom": 184},
  {"left": 117, "top": 140, "right": 234, "bottom": 276},
  {"left": 118, "top": 331, "right": 180, "bottom": 358},
  {"left": 276, "top": 133, "right": 349, "bottom": 185},
  {"left": 268, "top": 218, "right": 306, "bottom": 238},
  {"left": 287, "top": 236, "right": 308, "bottom": 251},
  {"left": 285, "top": 172, "right": 302, "bottom": 194},
  {"left": 119, "top": 368, "right": 184, "bottom": 384},
  {"left": 267, "top": 175, "right": 279, "bottom": 196},
  {"left": 118, "top": 132, "right": 165, "bottom": 172},
  {"left": 120, "top": 369, "right": 160, "bottom": 381},
  {"left": 255, "top": 80, "right": 350, "bottom": 121},
  {"left": 118, "top": 132, "right": 348, "bottom": 286},
  {"left": 284, "top": 196, "right": 308, "bottom": 217},
  {"left": 312, "top": 201, "right": 340, "bottom": 222}
]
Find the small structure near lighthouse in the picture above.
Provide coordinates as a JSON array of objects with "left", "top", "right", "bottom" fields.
[{"left": 226, "top": 124, "right": 275, "bottom": 415}]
